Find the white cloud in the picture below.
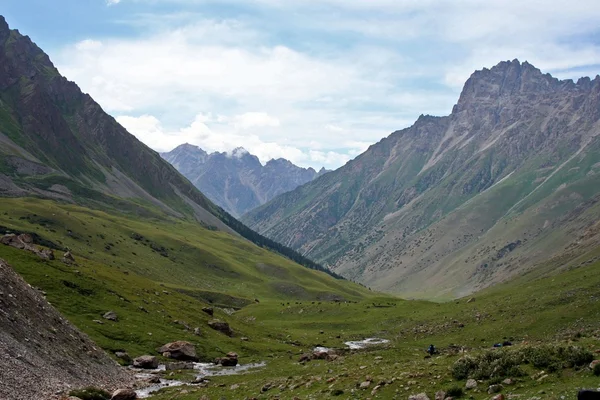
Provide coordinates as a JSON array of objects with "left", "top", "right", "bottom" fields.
[
  {"left": 233, "top": 112, "right": 280, "bottom": 129},
  {"left": 117, "top": 113, "right": 363, "bottom": 169},
  {"left": 54, "top": 0, "right": 600, "bottom": 169},
  {"left": 106, "top": 0, "right": 121, "bottom": 5}
]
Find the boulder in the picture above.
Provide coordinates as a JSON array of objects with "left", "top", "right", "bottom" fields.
[
  {"left": 465, "top": 379, "right": 477, "bottom": 389},
  {"left": 488, "top": 384, "right": 503, "bottom": 394},
  {"left": 62, "top": 251, "right": 76, "bottom": 264},
  {"left": 133, "top": 355, "right": 158, "bottom": 369},
  {"left": 435, "top": 390, "right": 446, "bottom": 400},
  {"left": 111, "top": 389, "right": 137, "bottom": 400},
  {"left": 408, "top": 394, "right": 430, "bottom": 400},
  {"left": 502, "top": 378, "right": 514, "bottom": 385},
  {"left": 103, "top": 311, "right": 118, "bottom": 321},
  {"left": 39, "top": 248, "right": 55, "bottom": 260},
  {"left": 217, "top": 352, "right": 238, "bottom": 366},
  {"left": 492, "top": 395, "right": 505, "bottom": 400},
  {"left": 156, "top": 341, "right": 197, "bottom": 361},
  {"left": 359, "top": 381, "right": 371, "bottom": 389},
  {"left": 115, "top": 351, "right": 131, "bottom": 364},
  {"left": 202, "top": 307, "right": 214, "bottom": 316},
  {"left": 208, "top": 319, "right": 233, "bottom": 336},
  {"left": 590, "top": 360, "right": 600, "bottom": 369}
]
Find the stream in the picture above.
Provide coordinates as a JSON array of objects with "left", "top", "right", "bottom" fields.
[{"left": 135, "top": 361, "right": 267, "bottom": 398}]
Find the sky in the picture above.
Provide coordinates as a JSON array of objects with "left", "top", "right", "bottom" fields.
[{"left": 3, "top": 1, "right": 600, "bottom": 169}]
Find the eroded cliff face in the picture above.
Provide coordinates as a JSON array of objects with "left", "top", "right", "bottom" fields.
[
  {"left": 243, "top": 59, "right": 600, "bottom": 298},
  {"left": 0, "top": 258, "right": 133, "bottom": 400}
]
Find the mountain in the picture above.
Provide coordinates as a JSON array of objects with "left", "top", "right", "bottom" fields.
[
  {"left": 243, "top": 59, "right": 600, "bottom": 299},
  {"left": 0, "top": 15, "right": 336, "bottom": 278},
  {"left": 161, "top": 144, "right": 328, "bottom": 217}
]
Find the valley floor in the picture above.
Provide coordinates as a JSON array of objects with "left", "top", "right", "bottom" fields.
[{"left": 0, "top": 199, "right": 598, "bottom": 399}]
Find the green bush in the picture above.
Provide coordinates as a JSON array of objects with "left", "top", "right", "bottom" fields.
[
  {"left": 593, "top": 363, "right": 600, "bottom": 376},
  {"left": 451, "top": 345, "right": 591, "bottom": 381},
  {"left": 446, "top": 386, "right": 464, "bottom": 398},
  {"left": 68, "top": 387, "right": 111, "bottom": 400},
  {"left": 452, "top": 356, "right": 478, "bottom": 380}
]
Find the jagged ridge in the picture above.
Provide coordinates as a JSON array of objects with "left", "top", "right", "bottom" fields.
[{"left": 243, "top": 59, "right": 600, "bottom": 298}]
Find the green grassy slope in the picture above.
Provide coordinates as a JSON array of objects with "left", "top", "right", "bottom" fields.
[
  {"left": 0, "top": 198, "right": 370, "bottom": 363},
  {"left": 151, "top": 253, "right": 600, "bottom": 399}
]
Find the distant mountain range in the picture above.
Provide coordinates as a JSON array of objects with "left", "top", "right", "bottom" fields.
[
  {"left": 243, "top": 59, "right": 600, "bottom": 298},
  {"left": 161, "top": 144, "right": 329, "bottom": 217}
]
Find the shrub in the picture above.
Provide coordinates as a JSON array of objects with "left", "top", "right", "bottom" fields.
[
  {"left": 452, "top": 356, "right": 478, "bottom": 380},
  {"left": 446, "top": 386, "right": 464, "bottom": 398},
  {"left": 593, "top": 363, "right": 600, "bottom": 377},
  {"left": 452, "top": 345, "right": 589, "bottom": 381},
  {"left": 68, "top": 387, "right": 111, "bottom": 400}
]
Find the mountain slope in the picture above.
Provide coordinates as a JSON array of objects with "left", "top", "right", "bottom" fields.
[
  {"left": 161, "top": 144, "right": 328, "bottom": 217},
  {"left": 243, "top": 60, "right": 600, "bottom": 298},
  {"left": 0, "top": 258, "right": 133, "bottom": 399},
  {"left": 0, "top": 15, "right": 336, "bottom": 278}
]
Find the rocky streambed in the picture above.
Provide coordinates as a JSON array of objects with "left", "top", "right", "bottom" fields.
[{"left": 134, "top": 362, "right": 267, "bottom": 398}]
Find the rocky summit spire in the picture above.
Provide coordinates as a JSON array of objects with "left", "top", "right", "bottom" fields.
[
  {"left": 454, "top": 59, "right": 560, "bottom": 112},
  {"left": 0, "top": 15, "right": 10, "bottom": 41}
]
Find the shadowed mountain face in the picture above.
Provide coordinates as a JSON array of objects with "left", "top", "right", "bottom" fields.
[
  {"left": 0, "top": 15, "right": 228, "bottom": 230},
  {"left": 0, "top": 15, "right": 337, "bottom": 278},
  {"left": 162, "top": 144, "right": 328, "bottom": 217},
  {"left": 243, "top": 60, "right": 600, "bottom": 298}
]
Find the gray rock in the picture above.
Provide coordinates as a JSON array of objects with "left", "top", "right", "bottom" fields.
[
  {"left": 115, "top": 351, "right": 131, "bottom": 364},
  {"left": 156, "top": 341, "right": 197, "bottom": 361},
  {"left": 408, "top": 394, "right": 430, "bottom": 400},
  {"left": 111, "top": 389, "right": 137, "bottom": 400},
  {"left": 208, "top": 319, "right": 233, "bottom": 336},
  {"left": 359, "top": 381, "right": 371, "bottom": 389},
  {"left": 465, "top": 378, "right": 477, "bottom": 389},
  {"left": 103, "top": 311, "right": 118, "bottom": 321},
  {"left": 133, "top": 355, "right": 158, "bottom": 369},
  {"left": 488, "top": 384, "right": 503, "bottom": 394}
]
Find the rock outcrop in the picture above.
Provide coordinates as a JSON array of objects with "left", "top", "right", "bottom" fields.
[
  {"left": 1, "top": 233, "right": 55, "bottom": 260},
  {"left": 0, "top": 258, "right": 133, "bottom": 400}
]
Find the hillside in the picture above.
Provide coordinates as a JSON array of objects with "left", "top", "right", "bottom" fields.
[
  {"left": 0, "top": 15, "right": 337, "bottom": 277},
  {"left": 243, "top": 60, "right": 600, "bottom": 298},
  {"left": 161, "top": 144, "right": 328, "bottom": 217},
  {"left": 0, "top": 258, "right": 133, "bottom": 399}
]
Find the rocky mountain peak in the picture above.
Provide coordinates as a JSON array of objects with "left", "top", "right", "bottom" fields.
[
  {"left": 230, "top": 147, "right": 249, "bottom": 158},
  {"left": 454, "top": 59, "right": 561, "bottom": 112},
  {"left": 174, "top": 143, "right": 207, "bottom": 155},
  {"left": 0, "top": 15, "right": 9, "bottom": 36}
]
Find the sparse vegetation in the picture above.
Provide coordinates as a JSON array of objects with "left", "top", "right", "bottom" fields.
[{"left": 68, "top": 387, "right": 111, "bottom": 400}]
